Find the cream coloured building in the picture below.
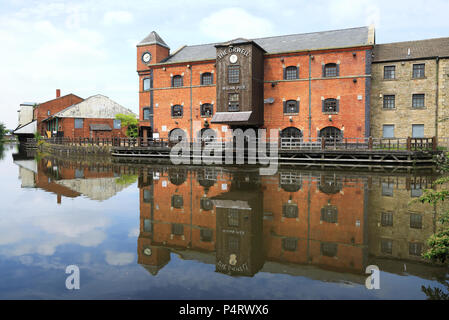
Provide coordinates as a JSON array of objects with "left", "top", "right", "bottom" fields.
[{"left": 370, "top": 38, "right": 449, "bottom": 140}]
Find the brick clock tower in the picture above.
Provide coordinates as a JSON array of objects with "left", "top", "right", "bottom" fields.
[{"left": 137, "top": 31, "right": 170, "bottom": 141}]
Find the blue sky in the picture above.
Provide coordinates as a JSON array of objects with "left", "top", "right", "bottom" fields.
[{"left": 1, "top": 0, "right": 449, "bottom": 129}]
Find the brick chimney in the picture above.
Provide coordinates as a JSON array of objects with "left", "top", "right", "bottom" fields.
[{"left": 56, "top": 89, "right": 61, "bottom": 98}]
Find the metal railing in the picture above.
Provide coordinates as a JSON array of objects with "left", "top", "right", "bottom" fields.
[{"left": 38, "top": 136, "right": 438, "bottom": 152}]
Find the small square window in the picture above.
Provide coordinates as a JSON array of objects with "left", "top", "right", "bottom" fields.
[
  {"left": 228, "top": 65, "right": 240, "bottom": 84},
  {"left": 172, "top": 75, "right": 183, "bottom": 87},
  {"left": 228, "top": 209, "right": 239, "bottom": 227},
  {"left": 383, "top": 125, "right": 395, "bottom": 138},
  {"left": 74, "top": 118, "right": 84, "bottom": 129},
  {"left": 382, "top": 182, "right": 394, "bottom": 196},
  {"left": 321, "top": 242, "right": 337, "bottom": 257},
  {"left": 201, "top": 73, "right": 213, "bottom": 85},
  {"left": 411, "top": 183, "right": 423, "bottom": 198},
  {"left": 381, "top": 239, "right": 393, "bottom": 254},
  {"left": 282, "top": 238, "right": 297, "bottom": 251},
  {"left": 412, "top": 94, "right": 425, "bottom": 108},
  {"left": 412, "top": 64, "right": 425, "bottom": 78},
  {"left": 284, "top": 100, "right": 299, "bottom": 113},
  {"left": 201, "top": 103, "right": 213, "bottom": 117},
  {"left": 384, "top": 66, "right": 396, "bottom": 79},
  {"left": 324, "top": 63, "right": 338, "bottom": 77},
  {"left": 228, "top": 93, "right": 239, "bottom": 112},
  {"left": 200, "top": 229, "right": 213, "bottom": 242},
  {"left": 381, "top": 212, "right": 393, "bottom": 226},
  {"left": 409, "top": 242, "right": 423, "bottom": 256},
  {"left": 383, "top": 95, "right": 395, "bottom": 109},
  {"left": 143, "top": 78, "right": 151, "bottom": 91},
  {"left": 285, "top": 66, "right": 298, "bottom": 80},
  {"left": 227, "top": 236, "right": 239, "bottom": 252},
  {"left": 143, "top": 189, "right": 151, "bottom": 203},
  {"left": 143, "top": 108, "right": 151, "bottom": 120},
  {"left": 171, "top": 105, "right": 183, "bottom": 118},
  {"left": 412, "top": 124, "right": 424, "bottom": 138},
  {"left": 113, "top": 119, "right": 121, "bottom": 129},
  {"left": 321, "top": 206, "right": 338, "bottom": 223},
  {"left": 410, "top": 213, "right": 422, "bottom": 229},
  {"left": 283, "top": 203, "right": 298, "bottom": 218},
  {"left": 143, "top": 219, "right": 152, "bottom": 232},
  {"left": 171, "top": 195, "right": 184, "bottom": 209},
  {"left": 172, "top": 223, "right": 184, "bottom": 236}
]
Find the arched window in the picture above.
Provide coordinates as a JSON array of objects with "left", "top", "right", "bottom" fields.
[
  {"left": 319, "top": 126, "right": 342, "bottom": 142},
  {"left": 169, "top": 128, "right": 186, "bottom": 143},
  {"left": 284, "top": 66, "right": 299, "bottom": 80},
  {"left": 280, "top": 172, "right": 302, "bottom": 192},
  {"left": 143, "top": 107, "right": 151, "bottom": 120},
  {"left": 323, "top": 98, "right": 339, "bottom": 113},
  {"left": 200, "top": 103, "right": 213, "bottom": 117},
  {"left": 323, "top": 63, "right": 338, "bottom": 77},
  {"left": 171, "top": 104, "right": 183, "bottom": 117},
  {"left": 283, "top": 100, "right": 299, "bottom": 114},
  {"left": 319, "top": 175, "right": 343, "bottom": 194},
  {"left": 281, "top": 127, "right": 303, "bottom": 138},
  {"left": 168, "top": 168, "right": 187, "bottom": 186},
  {"left": 197, "top": 168, "right": 216, "bottom": 189},
  {"left": 172, "top": 75, "right": 183, "bottom": 87},
  {"left": 201, "top": 72, "right": 213, "bottom": 85}
]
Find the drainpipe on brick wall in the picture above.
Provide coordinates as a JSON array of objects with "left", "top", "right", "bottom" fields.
[
  {"left": 436, "top": 57, "right": 440, "bottom": 139},
  {"left": 190, "top": 65, "right": 193, "bottom": 141},
  {"left": 308, "top": 54, "right": 312, "bottom": 137}
]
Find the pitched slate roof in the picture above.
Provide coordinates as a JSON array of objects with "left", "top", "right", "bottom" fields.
[
  {"left": 138, "top": 31, "right": 170, "bottom": 49},
  {"left": 373, "top": 37, "right": 449, "bottom": 62},
  {"left": 160, "top": 26, "right": 373, "bottom": 64}
]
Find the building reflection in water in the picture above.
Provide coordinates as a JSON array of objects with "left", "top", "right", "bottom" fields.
[
  {"left": 12, "top": 150, "right": 446, "bottom": 283},
  {"left": 137, "top": 165, "right": 446, "bottom": 282},
  {"left": 13, "top": 153, "right": 137, "bottom": 203}
]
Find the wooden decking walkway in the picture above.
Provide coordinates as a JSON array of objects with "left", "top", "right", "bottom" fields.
[{"left": 37, "top": 136, "right": 441, "bottom": 171}]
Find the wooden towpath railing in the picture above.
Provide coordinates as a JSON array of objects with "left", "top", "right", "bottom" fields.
[{"left": 38, "top": 136, "right": 438, "bottom": 152}]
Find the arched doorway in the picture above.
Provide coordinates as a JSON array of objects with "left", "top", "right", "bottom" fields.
[
  {"left": 198, "top": 128, "right": 216, "bottom": 143},
  {"left": 169, "top": 128, "right": 186, "bottom": 143},
  {"left": 319, "top": 126, "right": 342, "bottom": 142},
  {"left": 280, "top": 127, "right": 303, "bottom": 148},
  {"left": 281, "top": 127, "right": 303, "bottom": 138}
]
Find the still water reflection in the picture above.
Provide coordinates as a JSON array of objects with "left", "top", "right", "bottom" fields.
[{"left": 0, "top": 144, "right": 447, "bottom": 299}]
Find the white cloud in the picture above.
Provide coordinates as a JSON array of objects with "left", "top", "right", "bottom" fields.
[
  {"left": 105, "top": 250, "right": 135, "bottom": 266},
  {"left": 103, "top": 11, "right": 133, "bottom": 25},
  {"left": 328, "top": 0, "right": 381, "bottom": 27},
  {"left": 199, "top": 7, "right": 275, "bottom": 41}
]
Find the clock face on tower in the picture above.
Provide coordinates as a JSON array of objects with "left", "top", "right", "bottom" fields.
[
  {"left": 142, "top": 52, "right": 152, "bottom": 63},
  {"left": 229, "top": 54, "right": 238, "bottom": 64}
]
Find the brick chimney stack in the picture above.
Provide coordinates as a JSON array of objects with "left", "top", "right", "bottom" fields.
[{"left": 56, "top": 89, "right": 61, "bottom": 98}]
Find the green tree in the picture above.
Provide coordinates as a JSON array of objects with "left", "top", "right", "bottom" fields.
[
  {"left": 417, "top": 155, "right": 449, "bottom": 263},
  {"left": 115, "top": 114, "right": 138, "bottom": 138},
  {"left": 0, "top": 123, "right": 6, "bottom": 142}
]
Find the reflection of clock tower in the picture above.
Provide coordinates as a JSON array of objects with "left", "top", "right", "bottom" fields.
[{"left": 136, "top": 31, "right": 170, "bottom": 140}]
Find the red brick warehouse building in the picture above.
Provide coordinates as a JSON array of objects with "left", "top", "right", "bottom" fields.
[
  {"left": 42, "top": 94, "right": 137, "bottom": 139},
  {"left": 136, "top": 26, "right": 375, "bottom": 141}
]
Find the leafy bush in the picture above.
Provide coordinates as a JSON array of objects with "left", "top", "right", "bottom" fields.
[{"left": 115, "top": 114, "right": 138, "bottom": 138}]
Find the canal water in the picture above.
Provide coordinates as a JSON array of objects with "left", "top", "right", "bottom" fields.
[{"left": 1, "top": 143, "right": 448, "bottom": 299}]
